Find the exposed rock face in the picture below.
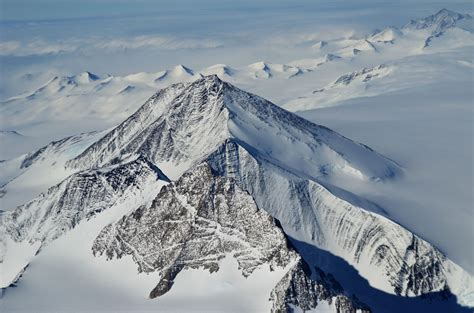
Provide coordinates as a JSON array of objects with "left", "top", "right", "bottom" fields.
[
  {"left": 332, "top": 65, "right": 391, "bottom": 87},
  {"left": 394, "top": 236, "right": 450, "bottom": 297},
  {"left": 0, "top": 155, "right": 169, "bottom": 288},
  {"left": 92, "top": 163, "right": 295, "bottom": 297},
  {"left": 270, "top": 260, "right": 371, "bottom": 313},
  {"left": 402, "top": 8, "right": 473, "bottom": 48},
  {"left": 205, "top": 139, "right": 471, "bottom": 299},
  {"left": 67, "top": 80, "right": 229, "bottom": 172},
  {"left": 2, "top": 156, "right": 167, "bottom": 250},
  {"left": 92, "top": 162, "right": 370, "bottom": 311}
]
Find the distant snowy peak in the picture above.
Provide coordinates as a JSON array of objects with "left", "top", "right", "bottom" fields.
[
  {"left": 311, "top": 40, "right": 328, "bottom": 50},
  {"left": 332, "top": 64, "right": 392, "bottom": 87},
  {"left": 337, "top": 39, "right": 377, "bottom": 57},
  {"left": 368, "top": 27, "right": 402, "bottom": 43},
  {"left": 289, "top": 54, "right": 341, "bottom": 69},
  {"left": 3, "top": 9, "right": 473, "bottom": 106},
  {"left": 73, "top": 71, "right": 101, "bottom": 84},
  {"left": 403, "top": 8, "right": 472, "bottom": 33},
  {"left": 325, "top": 53, "right": 341, "bottom": 62},
  {"left": 0, "top": 130, "right": 24, "bottom": 138},
  {"left": 312, "top": 64, "right": 393, "bottom": 95},
  {"left": 155, "top": 64, "right": 201, "bottom": 82},
  {"left": 168, "top": 64, "right": 195, "bottom": 76},
  {"left": 118, "top": 85, "right": 136, "bottom": 95},
  {"left": 246, "top": 61, "right": 302, "bottom": 79},
  {"left": 124, "top": 71, "right": 162, "bottom": 84},
  {"left": 247, "top": 61, "right": 272, "bottom": 78},
  {"left": 50, "top": 71, "right": 100, "bottom": 87},
  {"left": 200, "top": 64, "right": 235, "bottom": 78},
  {"left": 3, "top": 71, "right": 101, "bottom": 100}
]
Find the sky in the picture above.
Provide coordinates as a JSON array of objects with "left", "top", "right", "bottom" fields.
[{"left": 0, "top": 0, "right": 472, "bottom": 98}]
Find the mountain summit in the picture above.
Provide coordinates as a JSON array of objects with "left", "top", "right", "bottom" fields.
[
  {"left": 68, "top": 75, "right": 400, "bottom": 187},
  {"left": 2, "top": 75, "right": 473, "bottom": 312},
  {"left": 403, "top": 8, "right": 472, "bottom": 33}
]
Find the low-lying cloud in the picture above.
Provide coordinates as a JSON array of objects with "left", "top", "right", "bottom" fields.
[{"left": 0, "top": 35, "right": 223, "bottom": 57}]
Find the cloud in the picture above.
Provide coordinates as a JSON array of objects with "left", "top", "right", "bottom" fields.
[
  {"left": 0, "top": 39, "right": 77, "bottom": 56},
  {"left": 0, "top": 35, "right": 223, "bottom": 57},
  {"left": 94, "top": 35, "right": 222, "bottom": 51}
]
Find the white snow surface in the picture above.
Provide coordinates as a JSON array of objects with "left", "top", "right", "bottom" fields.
[{"left": 1, "top": 8, "right": 473, "bottom": 312}]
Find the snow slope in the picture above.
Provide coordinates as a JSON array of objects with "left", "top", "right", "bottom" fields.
[{"left": 1, "top": 8, "right": 473, "bottom": 313}]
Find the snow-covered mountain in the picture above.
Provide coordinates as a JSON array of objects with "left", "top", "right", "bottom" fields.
[
  {"left": 367, "top": 27, "right": 403, "bottom": 43},
  {"left": 2, "top": 10, "right": 472, "bottom": 157},
  {"left": 2, "top": 75, "right": 473, "bottom": 312},
  {"left": 403, "top": 8, "right": 472, "bottom": 33}
]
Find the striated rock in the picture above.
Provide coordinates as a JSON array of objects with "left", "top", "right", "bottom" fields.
[
  {"left": 92, "top": 163, "right": 296, "bottom": 298},
  {"left": 68, "top": 75, "right": 401, "bottom": 184},
  {"left": 205, "top": 139, "right": 472, "bottom": 300},
  {"left": 92, "top": 161, "right": 370, "bottom": 311},
  {"left": 270, "top": 259, "right": 371, "bottom": 313},
  {"left": 3, "top": 156, "right": 168, "bottom": 247}
]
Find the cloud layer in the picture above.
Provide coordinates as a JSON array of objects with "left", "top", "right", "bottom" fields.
[{"left": 0, "top": 35, "right": 223, "bottom": 57}]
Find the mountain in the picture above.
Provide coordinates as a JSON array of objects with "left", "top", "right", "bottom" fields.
[
  {"left": 329, "top": 64, "right": 392, "bottom": 88},
  {"left": 403, "top": 8, "right": 472, "bottom": 33},
  {"left": 67, "top": 75, "right": 400, "bottom": 187},
  {"left": 12, "top": 71, "right": 100, "bottom": 98},
  {"left": 368, "top": 27, "right": 402, "bottom": 43},
  {"left": 2, "top": 9, "right": 472, "bottom": 157},
  {"left": 311, "top": 40, "right": 328, "bottom": 49},
  {"left": 155, "top": 65, "right": 201, "bottom": 83},
  {"left": 2, "top": 75, "right": 472, "bottom": 312},
  {"left": 336, "top": 39, "right": 377, "bottom": 57},
  {"left": 92, "top": 162, "right": 370, "bottom": 312},
  {"left": 246, "top": 62, "right": 302, "bottom": 79},
  {"left": 200, "top": 64, "right": 235, "bottom": 79},
  {"left": 1, "top": 156, "right": 169, "bottom": 287},
  {"left": 306, "top": 63, "right": 393, "bottom": 107}
]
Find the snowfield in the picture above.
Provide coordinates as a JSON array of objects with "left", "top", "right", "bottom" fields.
[{"left": 0, "top": 7, "right": 473, "bottom": 313}]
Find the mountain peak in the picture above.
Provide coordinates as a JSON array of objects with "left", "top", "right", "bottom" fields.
[
  {"left": 200, "top": 64, "right": 235, "bottom": 78},
  {"left": 403, "top": 8, "right": 471, "bottom": 32},
  {"left": 68, "top": 76, "right": 400, "bottom": 188},
  {"left": 74, "top": 71, "right": 100, "bottom": 84},
  {"left": 155, "top": 64, "right": 200, "bottom": 82},
  {"left": 171, "top": 64, "right": 195, "bottom": 76},
  {"left": 435, "top": 8, "right": 462, "bottom": 17}
]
